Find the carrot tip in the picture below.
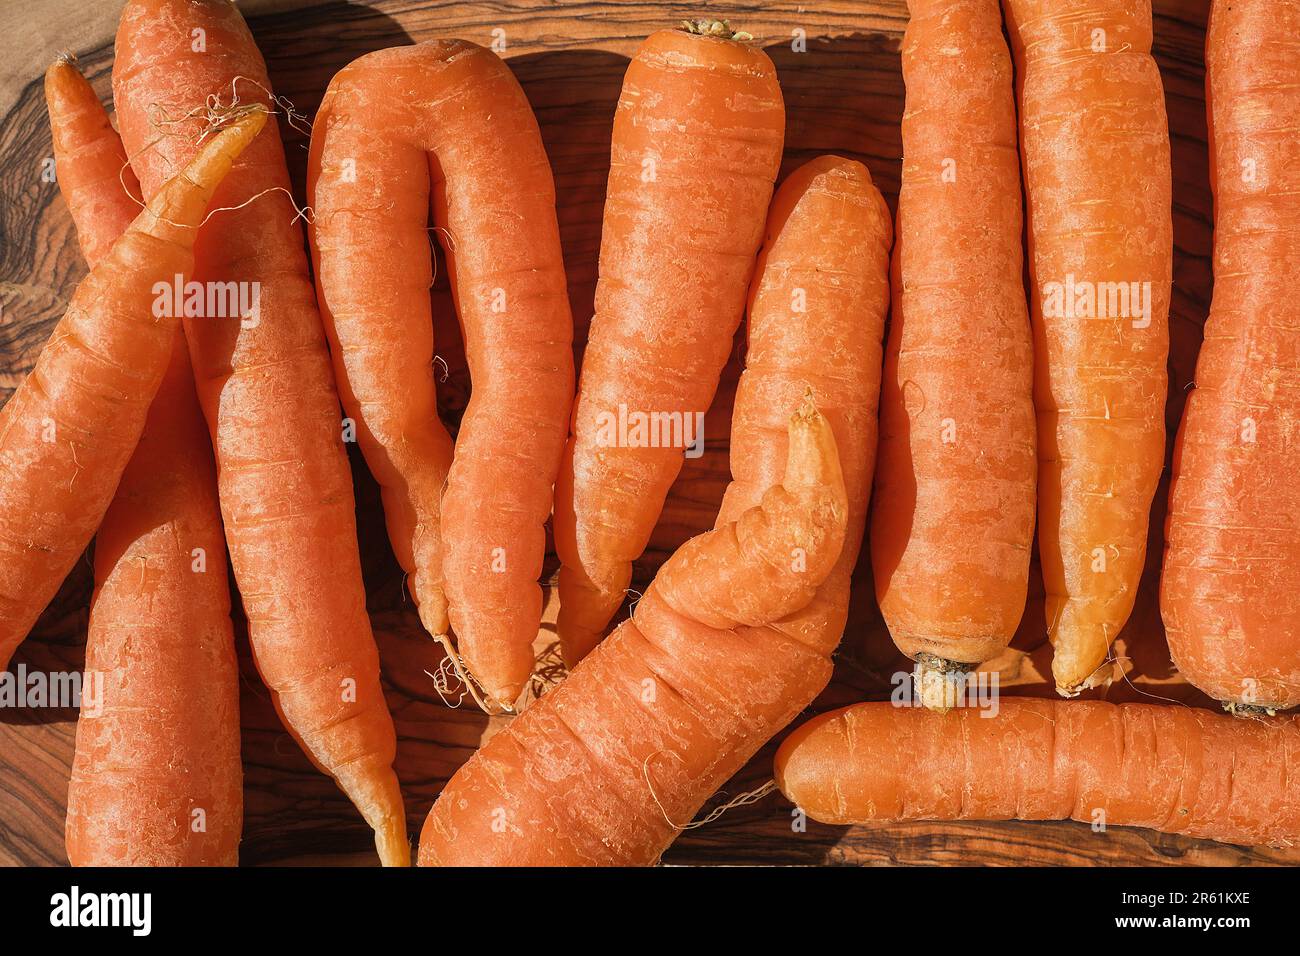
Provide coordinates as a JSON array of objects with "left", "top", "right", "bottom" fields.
[
  {"left": 375, "top": 819, "right": 412, "bottom": 867},
  {"left": 431, "top": 633, "right": 518, "bottom": 716},
  {"left": 1055, "top": 672, "right": 1110, "bottom": 699}
]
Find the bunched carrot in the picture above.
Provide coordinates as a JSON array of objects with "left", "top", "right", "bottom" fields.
[
  {"left": 0, "top": 104, "right": 262, "bottom": 674},
  {"left": 776, "top": 698, "right": 1300, "bottom": 847},
  {"left": 113, "top": 0, "right": 406, "bottom": 865},
  {"left": 45, "top": 59, "right": 242, "bottom": 867},
  {"left": 871, "top": 0, "right": 1036, "bottom": 706},
  {"left": 554, "top": 20, "right": 785, "bottom": 666},
  {"left": 1004, "top": 0, "right": 1172, "bottom": 695},
  {"left": 307, "top": 41, "right": 574, "bottom": 708},
  {"left": 1161, "top": 0, "right": 1300, "bottom": 713},
  {"left": 419, "top": 157, "right": 891, "bottom": 866}
]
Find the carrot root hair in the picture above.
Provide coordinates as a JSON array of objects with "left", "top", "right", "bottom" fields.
[
  {"left": 642, "top": 748, "right": 777, "bottom": 831},
  {"left": 431, "top": 633, "right": 516, "bottom": 716},
  {"left": 126, "top": 82, "right": 313, "bottom": 228}
]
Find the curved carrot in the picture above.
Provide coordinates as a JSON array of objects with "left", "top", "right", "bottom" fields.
[
  {"left": 46, "top": 59, "right": 242, "bottom": 867},
  {"left": 1161, "top": 0, "right": 1300, "bottom": 713},
  {"left": 419, "top": 158, "right": 890, "bottom": 866},
  {"left": 113, "top": 0, "right": 406, "bottom": 865},
  {"left": 421, "top": 401, "right": 847, "bottom": 865},
  {"left": 776, "top": 699, "right": 1300, "bottom": 847},
  {"left": 307, "top": 41, "right": 574, "bottom": 708},
  {"left": 1004, "top": 0, "right": 1172, "bottom": 695},
  {"left": 0, "top": 104, "right": 262, "bottom": 674},
  {"left": 554, "top": 21, "right": 785, "bottom": 666},
  {"left": 871, "top": 0, "right": 1036, "bottom": 706}
]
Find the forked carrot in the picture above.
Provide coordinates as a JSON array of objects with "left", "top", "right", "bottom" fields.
[
  {"left": 718, "top": 156, "right": 891, "bottom": 660},
  {"left": 113, "top": 0, "right": 406, "bottom": 865},
  {"left": 308, "top": 40, "right": 574, "bottom": 708},
  {"left": 0, "top": 105, "right": 262, "bottom": 674},
  {"left": 554, "top": 21, "right": 785, "bottom": 666},
  {"left": 419, "top": 157, "right": 891, "bottom": 866},
  {"left": 1004, "top": 0, "right": 1172, "bottom": 695},
  {"left": 871, "top": 0, "right": 1036, "bottom": 707},
  {"left": 45, "top": 59, "right": 242, "bottom": 867},
  {"left": 1162, "top": 0, "right": 1300, "bottom": 713},
  {"left": 421, "top": 401, "right": 847, "bottom": 865},
  {"left": 776, "top": 699, "right": 1300, "bottom": 847}
]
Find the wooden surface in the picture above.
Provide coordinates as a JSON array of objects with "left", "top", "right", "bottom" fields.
[{"left": 1, "top": 0, "right": 1292, "bottom": 867}]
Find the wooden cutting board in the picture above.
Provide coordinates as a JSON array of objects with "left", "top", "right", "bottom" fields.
[{"left": 1, "top": 0, "right": 1292, "bottom": 867}]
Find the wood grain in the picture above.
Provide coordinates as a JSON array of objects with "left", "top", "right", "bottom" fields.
[{"left": 3, "top": 0, "right": 1291, "bottom": 867}]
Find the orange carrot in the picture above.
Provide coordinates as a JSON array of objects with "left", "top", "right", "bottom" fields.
[
  {"left": 776, "top": 699, "right": 1300, "bottom": 847},
  {"left": 554, "top": 20, "right": 785, "bottom": 666},
  {"left": 421, "top": 401, "right": 846, "bottom": 865},
  {"left": 45, "top": 59, "right": 242, "bottom": 867},
  {"left": 307, "top": 41, "right": 574, "bottom": 708},
  {"left": 718, "top": 156, "right": 890, "bottom": 658},
  {"left": 872, "top": 0, "right": 1036, "bottom": 707},
  {"left": 418, "top": 157, "right": 891, "bottom": 866},
  {"left": 1004, "top": 0, "right": 1172, "bottom": 695},
  {"left": 113, "top": 0, "right": 406, "bottom": 865},
  {"left": 0, "top": 105, "right": 262, "bottom": 674},
  {"left": 1161, "top": 0, "right": 1300, "bottom": 713}
]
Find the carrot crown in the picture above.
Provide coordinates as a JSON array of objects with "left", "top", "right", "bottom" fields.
[{"left": 678, "top": 19, "right": 753, "bottom": 42}]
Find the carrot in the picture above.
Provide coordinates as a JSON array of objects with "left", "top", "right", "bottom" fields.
[
  {"left": 0, "top": 103, "right": 262, "bottom": 675},
  {"left": 421, "top": 400, "right": 846, "bottom": 865},
  {"left": 1161, "top": 0, "right": 1300, "bottom": 713},
  {"left": 112, "top": 0, "right": 407, "bottom": 865},
  {"left": 418, "top": 157, "right": 891, "bottom": 866},
  {"left": 871, "top": 0, "right": 1036, "bottom": 707},
  {"left": 307, "top": 41, "right": 574, "bottom": 709},
  {"left": 718, "top": 156, "right": 891, "bottom": 656},
  {"left": 1004, "top": 0, "right": 1172, "bottom": 695},
  {"left": 44, "top": 59, "right": 242, "bottom": 867},
  {"left": 554, "top": 20, "right": 785, "bottom": 666},
  {"left": 776, "top": 698, "right": 1300, "bottom": 847}
]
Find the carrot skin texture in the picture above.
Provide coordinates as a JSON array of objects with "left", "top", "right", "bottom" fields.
[
  {"left": 419, "top": 159, "right": 891, "bottom": 866},
  {"left": 68, "top": 338, "right": 242, "bottom": 866},
  {"left": 308, "top": 41, "right": 574, "bottom": 706},
  {"left": 776, "top": 698, "right": 1300, "bottom": 847},
  {"left": 113, "top": 0, "right": 407, "bottom": 865},
  {"left": 1161, "top": 0, "right": 1300, "bottom": 711},
  {"left": 871, "top": 0, "right": 1036, "bottom": 680},
  {"left": 0, "top": 107, "right": 262, "bottom": 673},
  {"left": 1004, "top": 0, "right": 1172, "bottom": 694},
  {"left": 45, "top": 60, "right": 243, "bottom": 866},
  {"left": 554, "top": 29, "right": 785, "bottom": 665}
]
